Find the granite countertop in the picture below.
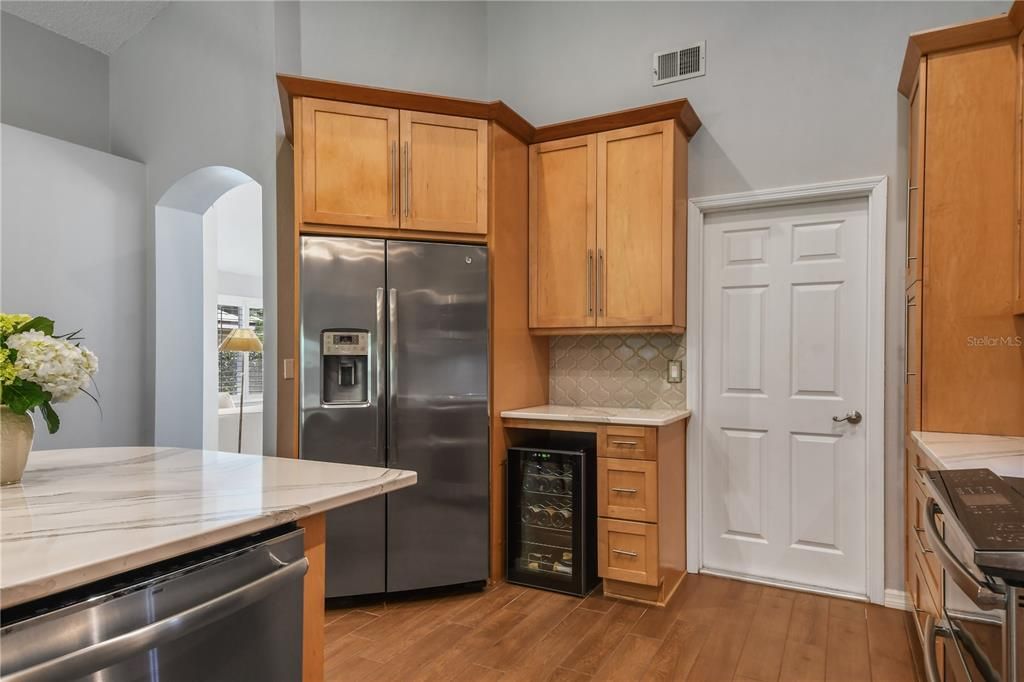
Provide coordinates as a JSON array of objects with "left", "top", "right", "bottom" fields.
[
  {"left": 911, "top": 431, "right": 1024, "bottom": 477},
  {"left": 0, "top": 447, "right": 416, "bottom": 608},
  {"left": 500, "top": 404, "right": 691, "bottom": 427}
]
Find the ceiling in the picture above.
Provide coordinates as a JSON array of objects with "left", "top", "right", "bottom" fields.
[{"left": 2, "top": 1, "right": 168, "bottom": 55}]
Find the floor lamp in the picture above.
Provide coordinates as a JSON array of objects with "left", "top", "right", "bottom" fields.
[{"left": 218, "top": 328, "right": 263, "bottom": 453}]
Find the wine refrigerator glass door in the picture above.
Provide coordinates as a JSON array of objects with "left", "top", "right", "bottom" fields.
[{"left": 507, "top": 448, "right": 584, "bottom": 595}]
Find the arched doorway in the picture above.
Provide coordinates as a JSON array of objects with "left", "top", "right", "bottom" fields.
[{"left": 154, "top": 166, "right": 265, "bottom": 453}]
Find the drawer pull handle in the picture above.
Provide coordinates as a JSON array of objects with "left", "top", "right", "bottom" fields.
[
  {"left": 611, "top": 487, "right": 639, "bottom": 494},
  {"left": 912, "top": 526, "right": 935, "bottom": 554},
  {"left": 611, "top": 549, "right": 638, "bottom": 557},
  {"left": 611, "top": 440, "right": 639, "bottom": 447}
]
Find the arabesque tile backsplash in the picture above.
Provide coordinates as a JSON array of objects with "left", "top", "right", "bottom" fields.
[{"left": 549, "top": 334, "right": 686, "bottom": 410}]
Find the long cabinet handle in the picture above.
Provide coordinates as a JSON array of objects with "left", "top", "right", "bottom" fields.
[
  {"left": 388, "top": 288, "right": 398, "bottom": 465},
  {"left": 597, "top": 249, "right": 604, "bottom": 317},
  {"left": 587, "top": 249, "right": 594, "bottom": 316},
  {"left": 375, "top": 287, "right": 387, "bottom": 466},
  {"left": 611, "top": 440, "right": 638, "bottom": 447},
  {"left": 611, "top": 549, "right": 638, "bottom": 558},
  {"left": 905, "top": 294, "right": 917, "bottom": 385},
  {"left": 390, "top": 142, "right": 398, "bottom": 217},
  {"left": 906, "top": 179, "right": 919, "bottom": 266},
  {"left": 611, "top": 487, "right": 638, "bottom": 494},
  {"left": 403, "top": 142, "right": 410, "bottom": 219}
]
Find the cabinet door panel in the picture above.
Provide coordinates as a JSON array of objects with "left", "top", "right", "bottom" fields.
[
  {"left": 301, "top": 99, "right": 398, "bottom": 228},
  {"left": 401, "top": 111, "right": 487, "bottom": 234},
  {"left": 597, "top": 121, "right": 675, "bottom": 327},
  {"left": 529, "top": 135, "right": 597, "bottom": 328}
]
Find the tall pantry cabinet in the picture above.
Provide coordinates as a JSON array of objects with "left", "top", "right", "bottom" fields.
[{"left": 900, "top": 2, "right": 1024, "bottom": 676}]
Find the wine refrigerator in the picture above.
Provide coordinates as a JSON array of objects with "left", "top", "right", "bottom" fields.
[{"left": 506, "top": 445, "right": 598, "bottom": 596}]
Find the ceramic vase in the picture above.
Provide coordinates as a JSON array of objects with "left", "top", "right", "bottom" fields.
[{"left": 1, "top": 406, "right": 34, "bottom": 485}]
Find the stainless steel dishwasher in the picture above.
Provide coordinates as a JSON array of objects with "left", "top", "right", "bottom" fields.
[{"left": 0, "top": 526, "right": 307, "bottom": 682}]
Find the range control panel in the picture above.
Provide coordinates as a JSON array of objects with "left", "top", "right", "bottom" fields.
[{"left": 932, "top": 469, "right": 1024, "bottom": 550}]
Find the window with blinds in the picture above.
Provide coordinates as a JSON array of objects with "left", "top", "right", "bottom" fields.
[{"left": 217, "top": 301, "right": 264, "bottom": 402}]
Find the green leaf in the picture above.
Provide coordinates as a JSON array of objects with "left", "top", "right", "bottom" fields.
[
  {"left": 2, "top": 379, "right": 48, "bottom": 414},
  {"left": 16, "top": 316, "right": 55, "bottom": 336},
  {"left": 39, "top": 402, "right": 60, "bottom": 434}
]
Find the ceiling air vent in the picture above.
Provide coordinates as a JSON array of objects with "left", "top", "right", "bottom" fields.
[{"left": 652, "top": 41, "right": 706, "bottom": 86}]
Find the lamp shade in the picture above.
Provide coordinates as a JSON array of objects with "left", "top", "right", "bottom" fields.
[{"left": 219, "top": 328, "right": 263, "bottom": 353}]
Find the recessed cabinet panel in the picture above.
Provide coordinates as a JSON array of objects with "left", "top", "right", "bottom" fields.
[
  {"left": 301, "top": 99, "right": 399, "bottom": 228},
  {"left": 529, "top": 135, "right": 596, "bottom": 328},
  {"left": 401, "top": 111, "right": 488, "bottom": 234},
  {"left": 597, "top": 122, "right": 675, "bottom": 327}
]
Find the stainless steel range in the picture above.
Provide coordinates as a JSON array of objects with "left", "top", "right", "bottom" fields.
[{"left": 923, "top": 468, "right": 1024, "bottom": 682}]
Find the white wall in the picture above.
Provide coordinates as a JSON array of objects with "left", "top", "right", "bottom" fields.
[
  {"left": 154, "top": 205, "right": 205, "bottom": 450},
  {"left": 298, "top": 1, "right": 487, "bottom": 99},
  {"left": 1, "top": 124, "right": 146, "bottom": 448},
  {"left": 484, "top": 0, "right": 1006, "bottom": 592},
  {"left": 0, "top": 12, "right": 110, "bottom": 152},
  {"left": 109, "top": 1, "right": 286, "bottom": 453}
]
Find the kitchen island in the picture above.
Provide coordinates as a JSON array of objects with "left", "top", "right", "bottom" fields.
[{"left": 0, "top": 446, "right": 416, "bottom": 680}]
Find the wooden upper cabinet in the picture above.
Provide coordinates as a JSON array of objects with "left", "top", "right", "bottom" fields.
[
  {"left": 400, "top": 111, "right": 488, "bottom": 234},
  {"left": 296, "top": 98, "right": 487, "bottom": 235},
  {"left": 529, "top": 135, "right": 596, "bottom": 328},
  {"left": 1018, "top": 30, "right": 1024, "bottom": 315},
  {"left": 301, "top": 99, "right": 399, "bottom": 229},
  {"left": 597, "top": 121, "right": 678, "bottom": 327},
  {"left": 529, "top": 121, "right": 687, "bottom": 333}
]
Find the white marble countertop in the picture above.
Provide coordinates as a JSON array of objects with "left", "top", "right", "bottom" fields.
[
  {"left": 0, "top": 447, "right": 416, "bottom": 608},
  {"left": 911, "top": 431, "right": 1024, "bottom": 477},
  {"left": 500, "top": 404, "right": 691, "bottom": 427}
]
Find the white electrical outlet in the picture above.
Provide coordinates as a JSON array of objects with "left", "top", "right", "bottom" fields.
[{"left": 668, "top": 360, "right": 683, "bottom": 383}]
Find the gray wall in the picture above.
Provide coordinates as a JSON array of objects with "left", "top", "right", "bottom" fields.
[
  {"left": 0, "top": 12, "right": 110, "bottom": 152},
  {"left": 483, "top": 0, "right": 1005, "bottom": 592},
  {"left": 108, "top": 1, "right": 289, "bottom": 453},
  {"left": 298, "top": 1, "right": 486, "bottom": 98},
  {"left": 1, "top": 124, "right": 146, "bottom": 448}
]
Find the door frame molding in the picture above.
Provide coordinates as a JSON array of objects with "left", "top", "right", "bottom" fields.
[{"left": 686, "top": 176, "right": 888, "bottom": 604}]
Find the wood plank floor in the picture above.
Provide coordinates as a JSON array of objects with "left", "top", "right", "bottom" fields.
[{"left": 322, "top": 574, "right": 918, "bottom": 682}]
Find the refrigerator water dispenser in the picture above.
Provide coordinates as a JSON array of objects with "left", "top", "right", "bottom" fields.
[{"left": 321, "top": 330, "right": 369, "bottom": 405}]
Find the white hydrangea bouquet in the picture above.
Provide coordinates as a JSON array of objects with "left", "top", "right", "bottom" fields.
[{"left": 0, "top": 313, "right": 98, "bottom": 434}]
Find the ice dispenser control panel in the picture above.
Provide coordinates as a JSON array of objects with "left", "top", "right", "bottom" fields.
[{"left": 321, "top": 331, "right": 369, "bottom": 405}]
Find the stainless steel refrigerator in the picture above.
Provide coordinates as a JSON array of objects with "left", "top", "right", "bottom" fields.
[{"left": 299, "top": 237, "right": 489, "bottom": 597}]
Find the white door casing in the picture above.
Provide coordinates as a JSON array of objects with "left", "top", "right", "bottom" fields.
[{"left": 698, "top": 192, "right": 876, "bottom": 598}]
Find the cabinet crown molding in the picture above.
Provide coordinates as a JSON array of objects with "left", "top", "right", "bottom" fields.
[
  {"left": 277, "top": 74, "right": 703, "bottom": 146},
  {"left": 897, "top": 0, "right": 1023, "bottom": 97}
]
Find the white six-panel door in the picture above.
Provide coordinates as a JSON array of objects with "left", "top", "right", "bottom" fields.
[{"left": 701, "top": 197, "right": 869, "bottom": 596}]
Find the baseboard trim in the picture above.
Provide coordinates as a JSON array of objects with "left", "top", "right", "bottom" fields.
[
  {"left": 699, "top": 568, "right": 870, "bottom": 603},
  {"left": 884, "top": 588, "right": 912, "bottom": 611}
]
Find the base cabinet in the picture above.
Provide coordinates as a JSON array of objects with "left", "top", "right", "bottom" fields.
[{"left": 503, "top": 417, "right": 688, "bottom": 607}]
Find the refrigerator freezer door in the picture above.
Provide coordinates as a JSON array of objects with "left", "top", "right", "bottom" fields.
[
  {"left": 385, "top": 240, "right": 490, "bottom": 592},
  {"left": 300, "top": 236, "right": 387, "bottom": 597}
]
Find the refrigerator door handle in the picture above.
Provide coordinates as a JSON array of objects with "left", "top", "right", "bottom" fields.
[
  {"left": 375, "top": 287, "right": 387, "bottom": 466},
  {"left": 388, "top": 288, "right": 398, "bottom": 465}
]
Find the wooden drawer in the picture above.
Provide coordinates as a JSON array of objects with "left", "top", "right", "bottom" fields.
[
  {"left": 909, "top": 549, "right": 945, "bottom": 681},
  {"left": 598, "top": 518, "right": 659, "bottom": 586},
  {"left": 598, "top": 458, "right": 658, "bottom": 522},
  {"left": 908, "top": 474, "right": 943, "bottom": 604},
  {"left": 604, "top": 426, "right": 655, "bottom": 460}
]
